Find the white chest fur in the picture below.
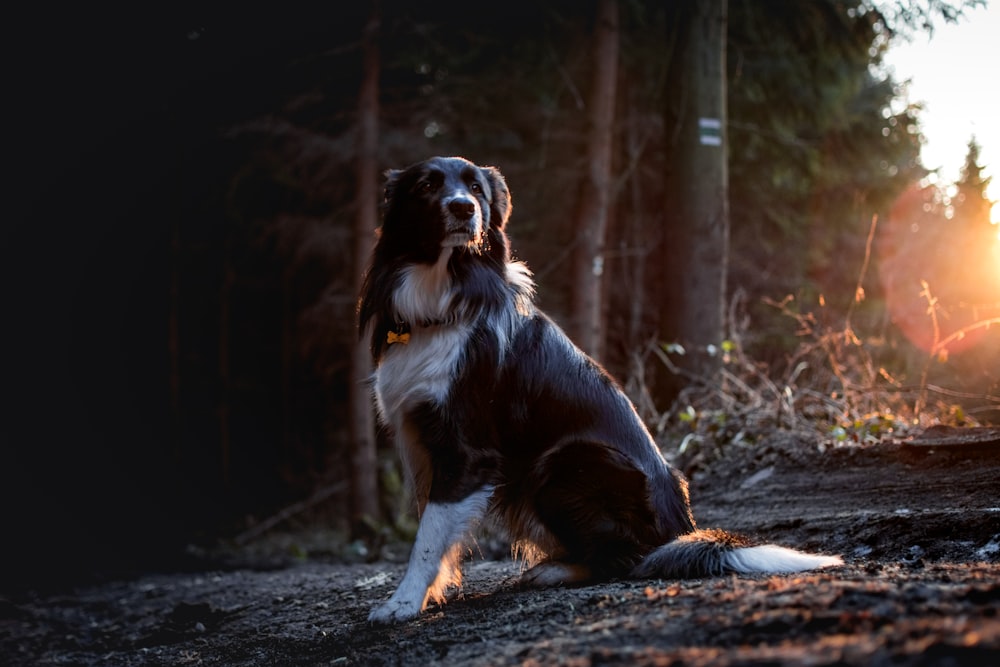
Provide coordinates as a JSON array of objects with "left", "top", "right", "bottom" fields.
[
  {"left": 373, "top": 248, "right": 470, "bottom": 420},
  {"left": 373, "top": 323, "right": 471, "bottom": 420},
  {"left": 393, "top": 249, "right": 454, "bottom": 325}
]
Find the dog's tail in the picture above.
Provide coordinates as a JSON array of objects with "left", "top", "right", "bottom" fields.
[{"left": 631, "top": 528, "right": 842, "bottom": 579}]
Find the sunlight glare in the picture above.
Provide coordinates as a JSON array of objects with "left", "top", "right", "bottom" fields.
[
  {"left": 881, "top": 185, "right": 1000, "bottom": 354},
  {"left": 993, "top": 229, "right": 1000, "bottom": 287}
]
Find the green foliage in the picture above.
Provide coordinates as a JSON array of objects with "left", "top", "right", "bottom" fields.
[
  {"left": 830, "top": 412, "right": 905, "bottom": 444},
  {"left": 727, "top": 0, "right": 925, "bottom": 330}
]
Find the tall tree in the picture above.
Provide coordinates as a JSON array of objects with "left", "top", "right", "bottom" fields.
[
  {"left": 570, "top": 0, "right": 620, "bottom": 359},
  {"left": 349, "top": 2, "right": 380, "bottom": 529},
  {"left": 660, "top": 0, "right": 729, "bottom": 385}
]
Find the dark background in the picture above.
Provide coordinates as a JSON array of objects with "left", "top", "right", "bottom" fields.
[{"left": 4, "top": 3, "right": 372, "bottom": 586}]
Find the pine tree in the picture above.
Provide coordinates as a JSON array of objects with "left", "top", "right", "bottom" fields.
[
  {"left": 950, "top": 137, "right": 998, "bottom": 306},
  {"left": 953, "top": 137, "right": 994, "bottom": 231},
  {"left": 658, "top": 0, "right": 729, "bottom": 388}
]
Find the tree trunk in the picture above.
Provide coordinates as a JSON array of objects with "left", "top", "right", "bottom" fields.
[
  {"left": 570, "top": 0, "right": 619, "bottom": 360},
  {"left": 349, "top": 2, "right": 380, "bottom": 530},
  {"left": 659, "top": 0, "right": 729, "bottom": 397}
]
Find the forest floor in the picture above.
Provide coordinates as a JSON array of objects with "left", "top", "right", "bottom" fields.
[{"left": 2, "top": 429, "right": 999, "bottom": 666}]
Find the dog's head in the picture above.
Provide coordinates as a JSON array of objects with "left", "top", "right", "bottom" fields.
[
  {"left": 360, "top": 156, "right": 530, "bottom": 361},
  {"left": 380, "top": 156, "right": 512, "bottom": 264}
]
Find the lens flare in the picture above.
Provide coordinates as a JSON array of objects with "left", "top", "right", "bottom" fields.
[{"left": 880, "top": 185, "right": 1000, "bottom": 354}]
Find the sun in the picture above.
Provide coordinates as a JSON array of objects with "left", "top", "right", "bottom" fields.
[{"left": 880, "top": 184, "right": 1000, "bottom": 354}]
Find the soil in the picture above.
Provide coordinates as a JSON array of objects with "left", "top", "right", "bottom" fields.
[{"left": 3, "top": 433, "right": 999, "bottom": 666}]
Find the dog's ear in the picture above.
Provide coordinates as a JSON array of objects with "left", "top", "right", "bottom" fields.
[
  {"left": 481, "top": 166, "right": 512, "bottom": 230},
  {"left": 382, "top": 168, "right": 403, "bottom": 203}
]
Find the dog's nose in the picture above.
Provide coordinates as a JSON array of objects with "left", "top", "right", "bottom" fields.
[{"left": 448, "top": 200, "right": 476, "bottom": 221}]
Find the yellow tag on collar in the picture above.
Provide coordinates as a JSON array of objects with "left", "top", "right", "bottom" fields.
[{"left": 387, "top": 330, "right": 410, "bottom": 345}]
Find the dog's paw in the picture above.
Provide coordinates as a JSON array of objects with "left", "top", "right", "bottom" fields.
[
  {"left": 519, "top": 561, "right": 591, "bottom": 588},
  {"left": 368, "top": 598, "right": 421, "bottom": 624}
]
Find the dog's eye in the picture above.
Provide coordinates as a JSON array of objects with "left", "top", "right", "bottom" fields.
[{"left": 470, "top": 182, "right": 483, "bottom": 194}]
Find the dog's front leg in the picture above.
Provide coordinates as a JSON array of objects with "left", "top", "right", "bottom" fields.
[{"left": 368, "top": 485, "right": 493, "bottom": 623}]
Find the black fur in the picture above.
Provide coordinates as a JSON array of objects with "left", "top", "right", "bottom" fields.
[{"left": 359, "top": 156, "right": 840, "bottom": 621}]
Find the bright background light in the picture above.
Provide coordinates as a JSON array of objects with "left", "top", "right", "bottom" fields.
[{"left": 883, "top": 2, "right": 1000, "bottom": 224}]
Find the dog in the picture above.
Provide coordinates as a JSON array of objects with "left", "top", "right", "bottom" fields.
[{"left": 358, "top": 156, "right": 841, "bottom": 623}]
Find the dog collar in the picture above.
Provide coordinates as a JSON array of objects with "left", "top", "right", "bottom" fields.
[
  {"left": 386, "top": 329, "right": 410, "bottom": 345},
  {"left": 387, "top": 317, "right": 454, "bottom": 345}
]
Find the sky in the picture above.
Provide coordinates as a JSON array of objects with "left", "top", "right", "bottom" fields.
[{"left": 882, "top": 1, "right": 1000, "bottom": 223}]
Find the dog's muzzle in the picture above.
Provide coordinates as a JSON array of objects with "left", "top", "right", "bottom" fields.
[{"left": 442, "top": 195, "right": 484, "bottom": 246}]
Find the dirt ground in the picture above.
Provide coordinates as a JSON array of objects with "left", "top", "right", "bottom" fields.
[{"left": 3, "top": 432, "right": 999, "bottom": 666}]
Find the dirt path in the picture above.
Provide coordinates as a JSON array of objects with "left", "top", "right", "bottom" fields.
[{"left": 3, "top": 437, "right": 999, "bottom": 666}]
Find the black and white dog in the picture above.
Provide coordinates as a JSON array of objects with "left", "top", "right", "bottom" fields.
[{"left": 359, "top": 156, "right": 840, "bottom": 623}]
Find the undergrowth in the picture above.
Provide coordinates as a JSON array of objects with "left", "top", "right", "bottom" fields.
[
  {"left": 650, "top": 297, "right": 998, "bottom": 470},
  {"left": 648, "top": 217, "right": 1000, "bottom": 468}
]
